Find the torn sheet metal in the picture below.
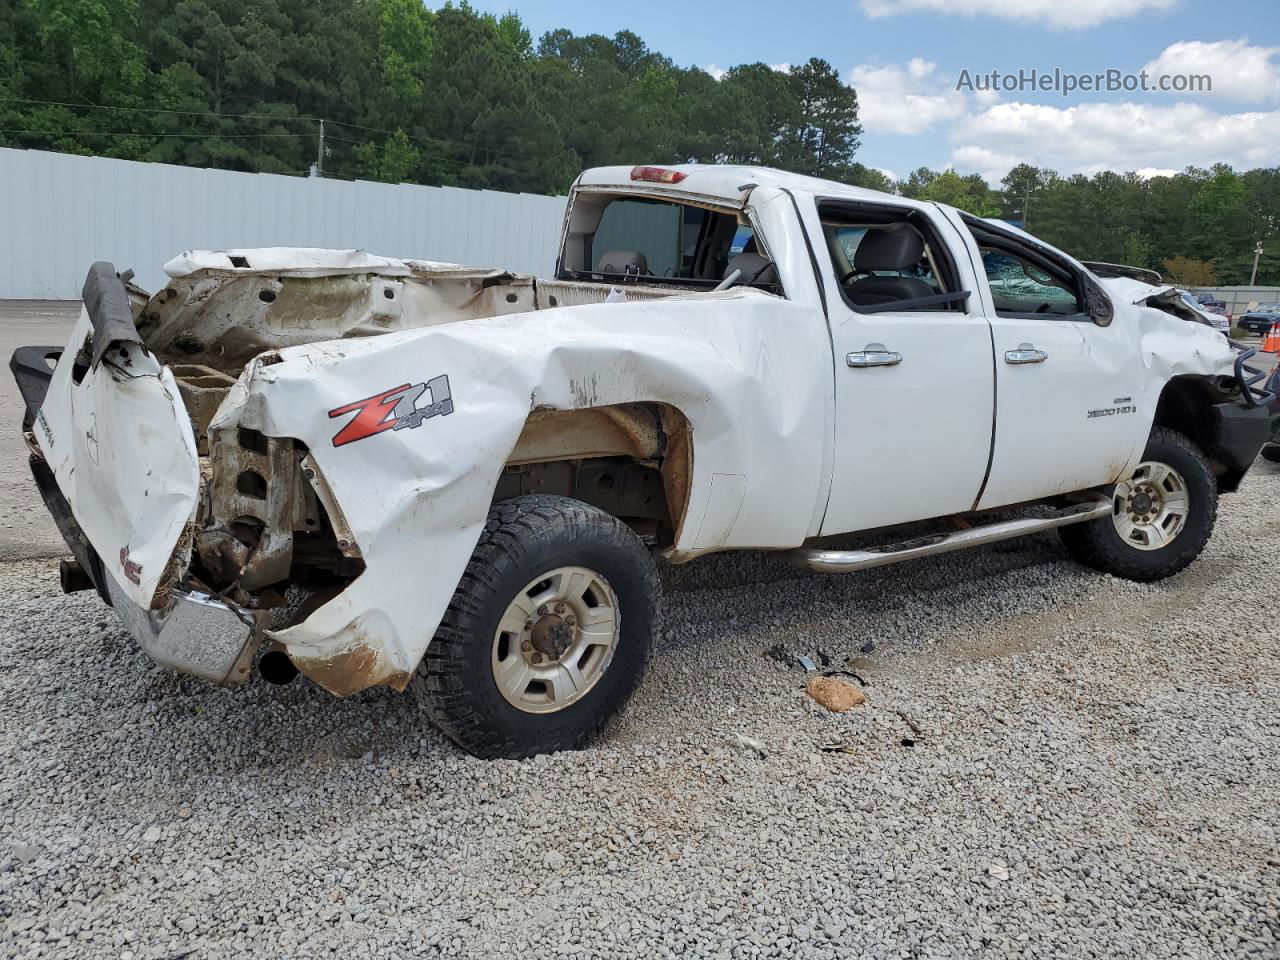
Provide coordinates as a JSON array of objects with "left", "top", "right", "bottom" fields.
[{"left": 35, "top": 309, "right": 200, "bottom": 609}]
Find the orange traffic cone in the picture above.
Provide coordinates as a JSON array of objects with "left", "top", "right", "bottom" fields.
[{"left": 1263, "top": 323, "right": 1280, "bottom": 353}]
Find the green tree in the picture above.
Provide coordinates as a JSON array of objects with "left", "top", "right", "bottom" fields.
[
  {"left": 905, "top": 169, "right": 1000, "bottom": 216},
  {"left": 354, "top": 128, "right": 419, "bottom": 183},
  {"left": 781, "top": 58, "right": 861, "bottom": 177}
]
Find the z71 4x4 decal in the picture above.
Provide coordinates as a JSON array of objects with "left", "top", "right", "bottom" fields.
[{"left": 328, "top": 375, "right": 454, "bottom": 447}]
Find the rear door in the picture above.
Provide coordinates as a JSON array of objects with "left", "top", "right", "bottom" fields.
[{"left": 952, "top": 215, "right": 1143, "bottom": 509}]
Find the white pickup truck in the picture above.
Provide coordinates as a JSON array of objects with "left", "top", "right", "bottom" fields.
[{"left": 12, "top": 163, "right": 1273, "bottom": 758}]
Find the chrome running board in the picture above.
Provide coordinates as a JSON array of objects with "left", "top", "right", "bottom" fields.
[{"left": 788, "top": 499, "right": 1112, "bottom": 574}]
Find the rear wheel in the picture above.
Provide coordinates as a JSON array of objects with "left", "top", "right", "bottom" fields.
[
  {"left": 1059, "top": 427, "right": 1216, "bottom": 582},
  {"left": 416, "top": 494, "right": 659, "bottom": 759}
]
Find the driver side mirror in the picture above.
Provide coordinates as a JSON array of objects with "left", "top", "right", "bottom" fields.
[{"left": 1083, "top": 276, "right": 1114, "bottom": 326}]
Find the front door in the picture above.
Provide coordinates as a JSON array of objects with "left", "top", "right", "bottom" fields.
[{"left": 957, "top": 220, "right": 1144, "bottom": 510}]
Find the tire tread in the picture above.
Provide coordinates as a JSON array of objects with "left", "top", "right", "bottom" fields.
[
  {"left": 418, "top": 494, "right": 659, "bottom": 759},
  {"left": 1059, "top": 427, "right": 1217, "bottom": 582}
]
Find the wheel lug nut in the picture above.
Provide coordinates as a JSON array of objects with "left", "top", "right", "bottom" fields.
[
  {"left": 555, "top": 602, "right": 566, "bottom": 614},
  {"left": 565, "top": 615, "right": 576, "bottom": 626},
  {"left": 521, "top": 640, "right": 532, "bottom": 652},
  {"left": 531, "top": 652, "right": 543, "bottom": 664},
  {"left": 537, "top": 605, "right": 548, "bottom": 616}
]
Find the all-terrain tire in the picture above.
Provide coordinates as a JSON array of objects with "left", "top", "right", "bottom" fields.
[
  {"left": 1058, "top": 427, "right": 1217, "bottom": 582},
  {"left": 417, "top": 494, "right": 659, "bottom": 759}
]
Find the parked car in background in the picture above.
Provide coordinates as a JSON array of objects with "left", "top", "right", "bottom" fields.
[
  {"left": 1239, "top": 304, "right": 1280, "bottom": 336},
  {"left": 1177, "top": 290, "right": 1231, "bottom": 334},
  {"left": 1204, "top": 303, "right": 1232, "bottom": 323}
]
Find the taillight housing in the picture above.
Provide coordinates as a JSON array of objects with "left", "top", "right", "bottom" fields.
[{"left": 630, "top": 166, "right": 687, "bottom": 184}]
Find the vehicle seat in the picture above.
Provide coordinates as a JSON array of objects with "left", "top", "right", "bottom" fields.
[
  {"left": 846, "top": 228, "right": 934, "bottom": 306},
  {"left": 723, "top": 252, "right": 778, "bottom": 286},
  {"left": 598, "top": 250, "right": 649, "bottom": 276}
]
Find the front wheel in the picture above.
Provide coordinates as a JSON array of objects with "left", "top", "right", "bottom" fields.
[
  {"left": 416, "top": 494, "right": 659, "bottom": 759},
  {"left": 1059, "top": 427, "right": 1217, "bottom": 582}
]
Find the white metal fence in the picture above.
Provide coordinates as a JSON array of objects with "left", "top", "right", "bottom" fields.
[{"left": 0, "top": 147, "right": 569, "bottom": 299}]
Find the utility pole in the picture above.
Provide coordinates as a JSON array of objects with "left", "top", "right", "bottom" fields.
[
  {"left": 315, "top": 119, "right": 325, "bottom": 178},
  {"left": 1250, "top": 241, "right": 1263, "bottom": 286},
  {"left": 1022, "top": 178, "right": 1033, "bottom": 231}
]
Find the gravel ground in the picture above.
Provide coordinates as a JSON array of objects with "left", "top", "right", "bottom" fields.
[{"left": 3, "top": 467, "right": 1279, "bottom": 959}]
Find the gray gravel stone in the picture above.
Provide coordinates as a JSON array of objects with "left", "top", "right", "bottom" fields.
[{"left": 2, "top": 464, "right": 1279, "bottom": 958}]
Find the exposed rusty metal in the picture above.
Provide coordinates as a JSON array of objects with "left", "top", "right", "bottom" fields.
[
  {"left": 197, "top": 427, "right": 299, "bottom": 590},
  {"left": 137, "top": 268, "right": 540, "bottom": 375},
  {"left": 507, "top": 403, "right": 663, "bottom": 465},
  {"left": 289, "top": 642, "right": 412, "bottom": 697},
  {"left": 170, "top": 363, "right": 236, "bottom": 452},
  {"left": 658, "top": 405, "right": 694, "bottom": 546},
  {"left": 299, "top": 452, "right": 360, "bottom": 561}
]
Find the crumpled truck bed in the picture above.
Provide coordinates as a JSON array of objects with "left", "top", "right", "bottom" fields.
[{"left": 36, "top": 249, "right": 834, "bottom": 696}]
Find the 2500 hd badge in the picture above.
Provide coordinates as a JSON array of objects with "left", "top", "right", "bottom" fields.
[{"left": 1088, "top": 396, "right": 1137, "bottom": 419}]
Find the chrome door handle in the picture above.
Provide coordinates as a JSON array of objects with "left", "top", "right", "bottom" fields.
[
  {"left": 1005, "top": 344, "right": 1048, "bottom": 364},
  {"left": 847, "top": 345, "right": 902, "bottom": 368}
]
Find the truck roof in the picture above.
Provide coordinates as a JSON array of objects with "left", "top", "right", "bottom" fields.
[{"left": 577, "top": 163, "right": 927, "bottom": 210}]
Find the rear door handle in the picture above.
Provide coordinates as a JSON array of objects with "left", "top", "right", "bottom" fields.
[
  {"left": 847, "top": 344, "right": 902, "bottom": 368},
  {"left": 1005, "top": 344, "right": 1048, "bottom": 364}
]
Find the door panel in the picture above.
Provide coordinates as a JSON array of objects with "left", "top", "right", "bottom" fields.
[
  {"left": 822, "top": 310, "right": 995, "bottom": 534},
  {"left": 977, "top": 316, "right": 1142, "bottom": 509}
]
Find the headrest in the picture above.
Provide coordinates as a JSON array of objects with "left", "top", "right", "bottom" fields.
[
  {"left": 853, "top": 228, "right": 925, "bottom": 271},
  {"left": 724, "top": 252, "right": 778, "bottom": 285},
  {"left": 598, "top": 250, "right": 648, "bottom": 275}
]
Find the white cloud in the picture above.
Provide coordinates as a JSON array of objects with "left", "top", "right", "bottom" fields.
[
  {"left": 859, "top": 0, "right": 1174, "bottom": 30},
  {"left": 848, "top": 58, "right": 968, "bottom": 135},
  {"left": 949, "top": 100, "right": 1280, "bottom": 183},
  {"left": 873, "top": 166, "right": 900, "bottom": 183},
  {"left": 1142, "top": 39, "right": 1280, "bottom": 103},
  {"left": 704, "top": 62, "right": 790, "bottom": 80}
]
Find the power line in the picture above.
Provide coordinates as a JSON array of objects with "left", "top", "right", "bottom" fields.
[
  {"left": 0, "top": 127, "right": 517, "bottom": 181},
  {"left": 0, "top": 96, "right": 547, "bottom": 167},
  {"left": 0, "top": 96, "right": 324, "bottom": 124},
  {"left": 0, "top": 128, "right": 321, "bottom": 139}
]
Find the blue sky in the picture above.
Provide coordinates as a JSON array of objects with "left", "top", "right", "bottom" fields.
[{"left": 463, "top": 0, "right": 1280, "bottom": 184}]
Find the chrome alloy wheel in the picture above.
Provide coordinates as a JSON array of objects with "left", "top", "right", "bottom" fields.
[
  {"left": 491, "top": 566, "right": 620, "bottom": 714},
  {"left": 1111, "top": 460, "right": 1190, "bottom": 551}
]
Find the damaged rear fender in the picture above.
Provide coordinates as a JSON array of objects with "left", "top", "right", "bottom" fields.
[{"left": 225, "top": 294, "right": 831, "bottom": 695}]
